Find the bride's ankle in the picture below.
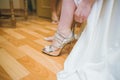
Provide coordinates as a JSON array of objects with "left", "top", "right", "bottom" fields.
[{"left": 57, "top": 30, "right": 72, "bottom": 37}]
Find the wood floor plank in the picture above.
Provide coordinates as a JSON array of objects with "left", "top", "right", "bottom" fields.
[
  {"left": 19, "top": 45, "right": 62, "bottom": 74},
  {"left": 0, "top": 65, "right": 12, "bottom": 80},
  {"left": 29, "top": 19, "right": 57, "bottom": 31},
  {"left": 45, "top": 25, "right": 57, "bottom": 31},
  {"left": 0, "top": 31, "right": 24, "bottom": 47},
  {"left": 0, "top": 49, "right": 29, "bottom": 80},
  {"left": 19, "top": 38, "right": 66, "bottom": 65},
  {"left": 15, "top": 29, "right": 38, "bottom": 40},
  {"left": 20, "top": 38, "right": 46, "bottom": 48},
  {"left": 19, "top": 28, "right": 45, "bottom": 39},
  {"left": 16, "top": 22, "right": 31, "bottom": 28},
  {"left": 30, "top": 19, "right": 52, "bottom": 25},
  {"left": 34, "top": 39, "right": 51, "bottom": 46},
  {"left": 0, "top": 36, "right": 6, "bottom": 43},
  {"left": 18, "top": 56, "right": 56, "bottom": 80},
  {"left": 21, "top": 38, "right": 67, "bottom": 65},
  {"left": 0, "top": 36, "right": 26, "bottom": 59},
  {"left": 3, "top": 29, "right": 25, "bottom": 39},
  {"left": 29, "top": 24, "right": 52, "bottom": 33}
]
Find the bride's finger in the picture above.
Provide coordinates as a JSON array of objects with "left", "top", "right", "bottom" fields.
[
  {"left": 74, "top": 17, "right": 79, "bottom": 23},
  {"left": 81, "top": 15, "right": 87, "bottom": 22},
  {"left": 75, "top": 15, "right": 84, "bottom": 23},
  {"left": 79, "top": 17, "right": 84, "bottom": 23}
]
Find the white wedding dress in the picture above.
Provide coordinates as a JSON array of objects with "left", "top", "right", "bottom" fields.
[{"left": 57, "top": 0, "right": 120, "bottom": 80}]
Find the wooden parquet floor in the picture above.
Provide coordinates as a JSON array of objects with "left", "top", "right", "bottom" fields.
[{"left": 0, "top": 17, "right": 69, "bottom": 80}]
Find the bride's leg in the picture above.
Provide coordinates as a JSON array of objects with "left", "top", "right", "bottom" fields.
[
  {"left": 43, "top": 0, "right": 76, "bottom": 56},
  {"left": 45, "top": 0, "right": 75, "bottom": 42},
  {"left": 50, "top": 0, "right": 59, "bottom": 24},
  {"left": 57, "top": 0, "right": 76, "bottom": 37},
  {"left": 56, "top": 0, "right": 62, "bottom": 18}
]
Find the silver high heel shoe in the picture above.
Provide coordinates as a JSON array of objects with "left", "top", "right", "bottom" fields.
[{"left": 42, "top": 31, "right": 74, "bottom": 56}]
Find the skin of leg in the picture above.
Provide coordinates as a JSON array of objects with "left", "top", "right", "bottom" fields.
[
  {"left": 50, "top": 0, "right": 58, "bottom": 21},
  {"left": 51, "top": 0, "right": 77, "bottom": 51},
  {"left": 57, "top": 0, "right": 76, "bottom": 36},
  {"left": 45, "top": 0, "right": 76, "bottom": 41},
  {"left": 44, "top": 0, "right": 62, "bottom": 41},
  {"left": 56, "top": 0, "right": 62, "bottom": 18}
]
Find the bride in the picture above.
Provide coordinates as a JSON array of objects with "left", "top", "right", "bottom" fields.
[{"left": 57, "top": 0, "right": 120, "bottom": 80}]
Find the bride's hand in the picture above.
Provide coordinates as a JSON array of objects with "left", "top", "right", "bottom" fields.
[{"left": 74, "top": 0, "right": 94, "bottom": 23}]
